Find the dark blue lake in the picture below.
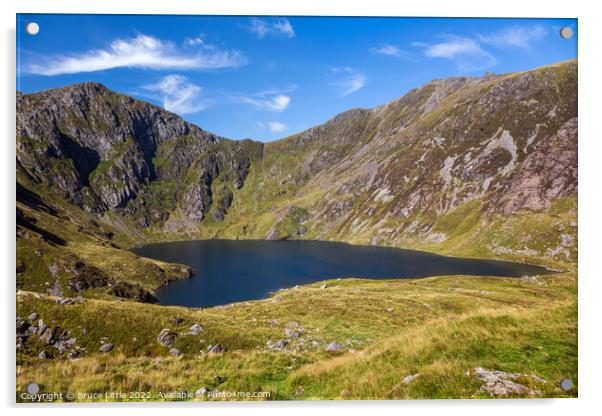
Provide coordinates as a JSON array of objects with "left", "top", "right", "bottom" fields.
[{"left": 131, "top": 240, "right": 550, "bottom": 308}]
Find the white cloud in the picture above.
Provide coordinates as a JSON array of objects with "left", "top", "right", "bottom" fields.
[
  {"left": 329, "top": 67, "right": 366, "bottom": 97},
  {"left": 143, "top": 75, "right": 207, "bottom": 114},
  {"left": 25, "top": 34, "right": 246, "bottom": 76},
  {"left": 258, "top": 121, "right": 288, "bottom": 133},
  {"left": 248, "top": 18, "right": 295, "bottom": 38},
  {"left": 241, "top": 94, "right": 291, "bottom": 112},
  {"left": 370, "top": 44, "right": 412, "bottom": 59},
  {"left": 478, "top": 25, "right": 548, "bottom": 49},
  {"left": 184, "top": 35, "right": 217, "bottom": 51},
  {"left": 413, "top": 35, "right": 496, "bottom": 72},
  {"left": 273, "top": 19, "right": 295, "bottom": 37},
  {"left": 236, "top": 85, "right": 296, "bottom": 112},
  {"left": 417, "top": 35, "right": 482, "bottom": 58}
]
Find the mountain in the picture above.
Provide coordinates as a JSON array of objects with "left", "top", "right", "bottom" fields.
[
  {"left": 16, "top": 60, "right": 577, "bottom": 301},
  {"left": 17, "top": 82, "right": 262, "bottom": 224}
]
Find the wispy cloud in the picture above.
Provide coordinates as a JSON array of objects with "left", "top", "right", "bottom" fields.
[
  {"left": 236, "top": 85, "right": 296, "bottom": 112},
  {"left": 240, "top": 95, "right": 291, "bottom": 112},
  {"left": 413, "top": 34, "right": 496, "bottom": 72},
  {"left": 143, "top": 75, "right": 207, "bottom": 114},
  {"left": 478, "top": 25, "right": 548, "bottom": 49},
  {"left": 247, "top": 18, "right": 295, "bottom": 38},
  {"left": 370, "top": 44, "right": 413, "bottom": 59},
  {"left": 184, "top": 34, "right": 217, "bottom": 51},
  {"left": 25, "top": 34, "right": 246, "bottom": 76},
  {"left": 258, "top": 121, "right": 288, "bottom": 133},
  {"left": 329, "top": 67, "right": 366, "bottom": 97}
]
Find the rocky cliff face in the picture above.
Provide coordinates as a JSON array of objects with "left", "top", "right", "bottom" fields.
[
  {"left": 16, "top": 60, "right": 578, "bottom": 270},
  {"left": 17, "top": 82, "right": 262, "bottom": 225}
]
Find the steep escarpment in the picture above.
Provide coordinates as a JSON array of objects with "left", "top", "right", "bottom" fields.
[
  {"left": 16, "top": 60, "right": 577, "bottom": 302},
  {"left": 17, "top": 82, "right": 263, "bottom": 224}
]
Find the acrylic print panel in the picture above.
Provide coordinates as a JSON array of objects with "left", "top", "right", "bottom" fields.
[{"left": 16, "top": 14, "right": 577, "bottom": 402}]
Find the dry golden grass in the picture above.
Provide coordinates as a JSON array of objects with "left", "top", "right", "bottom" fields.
[{"left": 17, "top": 272, "right": 577, "bottom": 401}]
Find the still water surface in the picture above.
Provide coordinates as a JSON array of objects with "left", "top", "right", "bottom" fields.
[{"left": 131, "top": 240, "right": 550, "bottom": 307}]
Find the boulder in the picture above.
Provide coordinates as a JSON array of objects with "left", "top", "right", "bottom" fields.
[
  {"left": 474, "top": 367, "right": 545, "bottom": 396},
  {"left": 187, "top": 323, "right": 203, "bottom": 335},
  {"left": 157, "top": 329, "right": 177, "bottom": 347},
  {"left": 40, "top": 327, "right": 55, "bottom": 344},
  {"left": 325, "top": 342, "right": 344, "bottom": 352},
  {"left": 99, "top": 343, "right": 113, "bottom": 353}
]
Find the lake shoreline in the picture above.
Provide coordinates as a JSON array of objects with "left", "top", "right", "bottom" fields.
[{"left": 132, "top": 239, "right": 554, "bottom": 308}]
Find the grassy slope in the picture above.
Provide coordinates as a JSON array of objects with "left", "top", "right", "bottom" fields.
[
  {"left": 17, "top": 272, "right": 576, "bottom": 401},
  {"left": 16, "top": 180, "right": 192, "bottom": 298}
]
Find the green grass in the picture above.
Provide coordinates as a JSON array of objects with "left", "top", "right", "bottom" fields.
[
  {"left": 16, "top": 272, "right": 577, "bottom": 401},
  {"left": 88, "top": 160, "right": 111, "bottom": 182}
]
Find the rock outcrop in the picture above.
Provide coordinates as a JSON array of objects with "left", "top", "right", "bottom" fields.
[{"left": 17, "top": 82, "right": 262, "bottom": 225}]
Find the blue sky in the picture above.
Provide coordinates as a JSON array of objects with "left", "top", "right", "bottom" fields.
[{"left": 17, "top": 15, "right": 577, "bottom": 142}]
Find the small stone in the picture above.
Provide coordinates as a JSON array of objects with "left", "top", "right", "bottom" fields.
[
  {"left": 169, "top": 347, "right": 182, "bottom": 356},
  {"left": 325, "top": 342, "right": 343, "bottom": 352},
  {"left": 67, "top": 350, "right": 79, "bottom": 360},
  {"left": 188, "top": 323, "right": 203, "bottom": 335},
  {"left": 284, "top": 328, "right": 301, "bottom": 338},
  {"left": 207, "top": 344, "right": 226, "bottom": 353},
  {"left": 267, "top": 339, "right": 289, "bottom": 351},
  {"left": 402, "top": 373, "right": 420, "bottom": 384},
  {"left": 320, "top": 284, "right": 328, "bottom": 289},
  {"left": 40, "top": 327, "right": 54, "bottom": 344},
  {"left": 55, "top": 343, "right": 69, "bottom": 354},
  {"left": 38, "top": 351, "right": 50, "bottom": 359},
  {"left": 27, "top": 313, "right": 38, "bottom": 321},
  {"left": 157, "top": 329, "right": 177, "bottom": 347},
  {"left": 99, "top": 343, "right": 113, "bottom": 353}
]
